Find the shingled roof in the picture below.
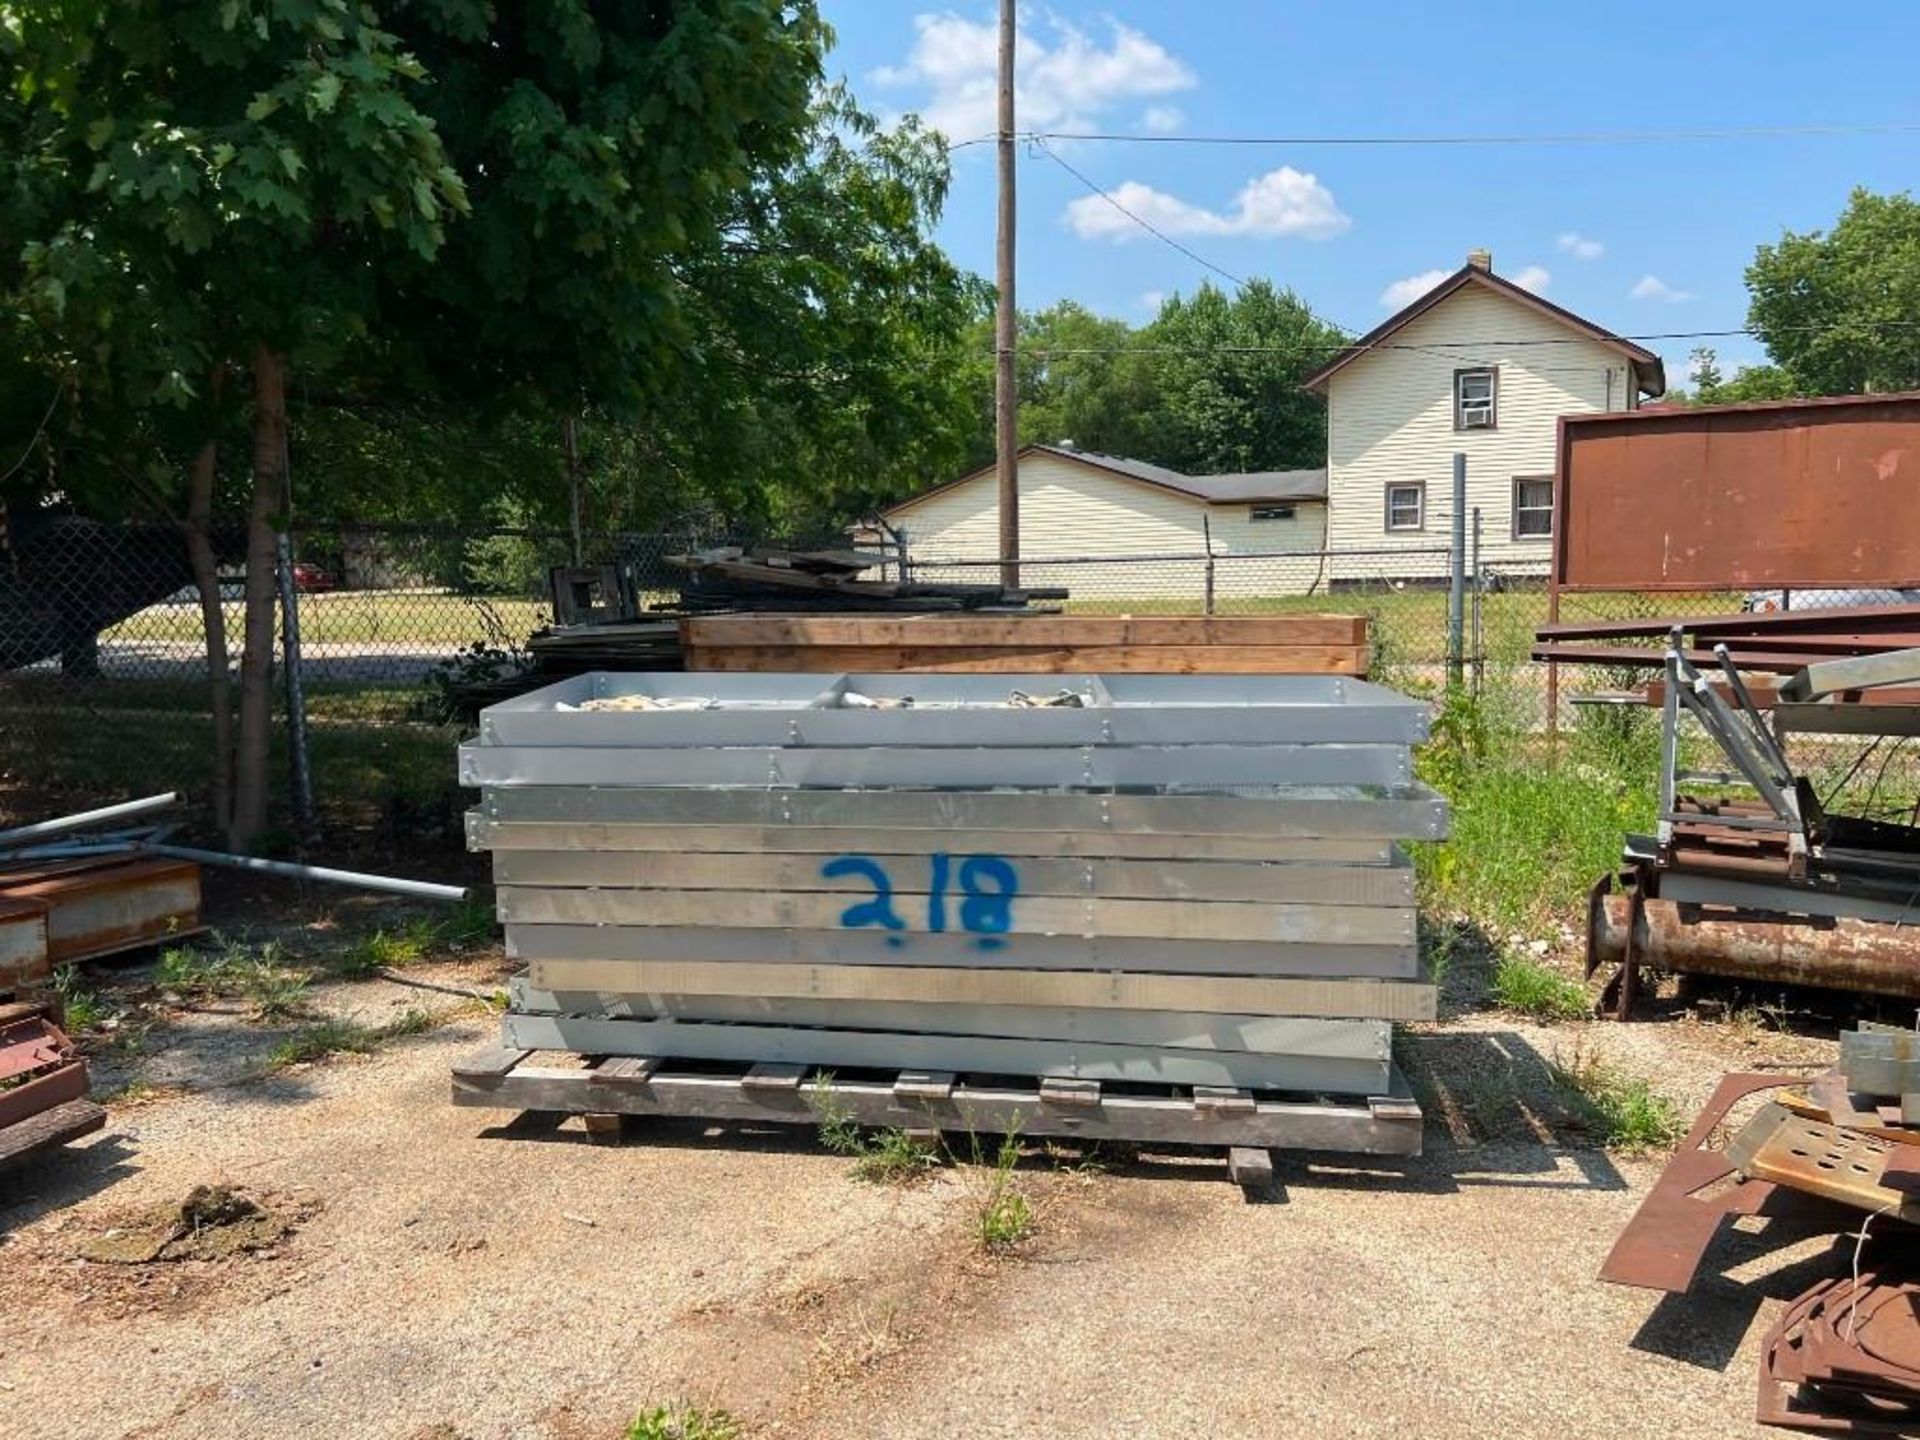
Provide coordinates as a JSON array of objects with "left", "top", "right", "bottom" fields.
[{"left": 881, "top": 444, "right": 1326, "bottom": 517}]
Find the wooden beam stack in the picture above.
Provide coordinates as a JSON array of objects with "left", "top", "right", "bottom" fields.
[{"left": 680, "top": 613, "right": 1370, "bottom": 675}]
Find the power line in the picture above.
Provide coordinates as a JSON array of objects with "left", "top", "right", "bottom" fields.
[
  {"left": 1031, "top": 137, "right": 1250, "bottom": 292},
  {"left": 949, "top": 120, "right": 1920, "bottom": 151}
]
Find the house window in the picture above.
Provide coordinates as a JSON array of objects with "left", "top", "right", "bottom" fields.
[
  {"left": 1454, "top": 367, "right": 1497, "bottom": 430},
  {"left": 1248, "top": 504, "right": 1296, "bottom": 522},
  {"left": 1512, "top": 475, "right": 1555, "bottom": 539},
  {"left": 1385, "top": 482, "right": 1424, "bottom": 532}
]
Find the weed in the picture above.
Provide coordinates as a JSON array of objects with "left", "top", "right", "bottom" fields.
[
  {"left": 625, "top": 1404, "right": 743, "bottom": 1440},
  {"left": 1549, "top": 1044, "right": 1685, "bottom": 1154},
  {"left": 338, "top": 926, "right": 428, "bottom": 978},
  {"left": 850, "top": 1129, "right": 941, "bottom": 1185},
  {"left": 50, "top": 965, "right": 105, "bottom": 1033},
  {"left": 974, "top": 1129, "right": 1033, "bottom": 1253},
  {"left": 380, "top": 1007, "right": 438, "bottom": 1038},
  {"left": 244, "top": 963, "right": 312, "bottom": 1021},
  {"left": 267, "top": 1018, "right": 381, "bottom": 1069},
  {"left": 809, "top": 1076, "right": 942, "bottom": 1184},
  {"left": 1491, "top": 950, "right": 1590, "bottom": 1022},
  {"left": 155, "top": 933, "right": 311, "bottom": 1019},
  {"left": 438, "top": 897, "right": 498, "bottom": 949}
]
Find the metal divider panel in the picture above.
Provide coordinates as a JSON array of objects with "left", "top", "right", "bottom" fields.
[
  {"left": 498, "top": 1010, "right": 1393, "bottom": 1093},
  {"left": 459, "top": 742, "right": 1413, "bottom": 790},
  {"left": 466, "top": 814, "right": 1397, "bottom": 865},
  {"left": 479, "top": 785, "right": 1450, "bottom": 841},
  {"left": 524, "top": 957, "right": 1439, "bottom": 1022},
  {"left": 487, "top": 850, "right": 1415, "bottom": 906},
  {"left": 495, "top": 886, "right": 1417, "bottom": 945},
  {"left": 504, "top": 923, "right": 1422, "bottom": 979}
]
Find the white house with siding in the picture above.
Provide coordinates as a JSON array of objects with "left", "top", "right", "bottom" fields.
[
  {"left": 1302, "top": 250, "right": 1666, "bottom": 580},
  {"left": 867, "top": 444, "right": 1331, "bottom": 598}
]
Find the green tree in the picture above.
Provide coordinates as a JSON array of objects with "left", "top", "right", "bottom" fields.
[
  {"left": 1682, "top": 346, "right": 1799, "bottom": 406},
  {"left": 1747, "top": 188, "right": 1920, "bottom": 395}
]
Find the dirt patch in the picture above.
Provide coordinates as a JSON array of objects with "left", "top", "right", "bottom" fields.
[{"left": 77, "top": 1184, "right": 319, "bottom": 1265}]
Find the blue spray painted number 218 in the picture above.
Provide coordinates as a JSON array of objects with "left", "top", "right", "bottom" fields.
[{"left": 821, "top": 853, "right": 1018, "bottom": 950}]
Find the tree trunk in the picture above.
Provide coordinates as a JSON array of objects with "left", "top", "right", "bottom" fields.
[
  {"left": 183, "top": 412, "right": 234, "bottom": 835},
  {"left": 229, "top": 344, "right": 287, "bottom": 852}
]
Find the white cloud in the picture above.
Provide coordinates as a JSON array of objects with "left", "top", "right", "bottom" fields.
[
  {"left": 1631, "top": 274, "right": 1695, "bottom": 303},
  {"left": 1379, "top": 269, "right": 1451, "bottom": 309},
  {"left": 1138, "top": 289, "right": 1166, "bottom": 311},
  {"left": 1510, "top": 264, "right": 1551, "bottom": 294},
  {"left": 873, "top": 12, "right": 1195, "bottom": 143},
  {"left": 1065, "top": 167, "right": 1350, "bottom": 242},
  {"left": 1557, "top": 231, "right": 1604, "bottom": 260},
  {"left": 1141, "top": 104, "right": 1185, "bottom": 134}
]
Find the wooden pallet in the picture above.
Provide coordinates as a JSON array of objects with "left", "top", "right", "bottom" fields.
[{"left": 450, "top": 1043, "right": 1423, "bottom": 1187}]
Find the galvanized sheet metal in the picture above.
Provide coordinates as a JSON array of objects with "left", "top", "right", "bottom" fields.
[
  {"left": 496, "top": 885, "right": 1416, "bottom": 945},
  {"left": 475, "top": 670, "right": 1430, "bottom": 748},
  {"left": 497, "top": 1010, "right": 1392, "bottom": 1093},
  {"left": 459, "top": 740, "right": 1413, "bottom": 790},
  {"left": 480, "top": 784, "right": 1450, "bottom": 841},
  {"left": 466, "top": 813, "right": 1398, "bottom": 865},
  {"left": 504, "top": 922, "right": 1422, "bottom": 980},
  {"left": 525, "top": 956, "right": 1439, "bottom": 1022},
  {"left": 487, "top": 849, "right": 1415, "bottom": 906},
  {"left": 512, "top": 980, "right": 1394, "bottom": 1056}
]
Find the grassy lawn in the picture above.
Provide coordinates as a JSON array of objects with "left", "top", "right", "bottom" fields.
[{"left": 102, "top": 590, "right": 550, "bottom": 650}]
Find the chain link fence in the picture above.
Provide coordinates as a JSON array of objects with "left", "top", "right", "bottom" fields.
[{"left": 5, "top": 512, "right": 1912, "bottom": 833}]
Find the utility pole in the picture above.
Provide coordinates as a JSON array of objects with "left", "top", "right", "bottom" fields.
[{"left": 994, "top": 0, "right": 1019, "bottom": 589}]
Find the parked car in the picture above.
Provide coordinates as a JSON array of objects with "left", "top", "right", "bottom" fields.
[
  {"left": 1742, "top": 587, "right": 1920, "bottom": 613},
  {"left": 290, "top": 562, "right": 336, "bottom": 594}
]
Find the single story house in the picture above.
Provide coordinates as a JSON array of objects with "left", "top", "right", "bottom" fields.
[{"left": 863, "top": 444, "right": 1331, "bottom": 597}]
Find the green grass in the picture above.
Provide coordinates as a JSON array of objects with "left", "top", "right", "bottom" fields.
[
  {"left": 337, "top": 921, "right": 435, "bottom": 978},
  {"left": 99, "top": 590, "right": 548, "bottom": 650},
  {"left": 50, "top": 965, "right": 106, "bottom": 1033},
  {"left": 974, "top": 1129, "right": 1034, "bottom": 1253},
  {"left": 810, "top": 1076, "right": 943, "bottom": 1184},
  {"left": 1491, "top": 952, "right": 1592, "bottom": 1022},
  {"left": 1549, "top": 1045, "right": 1686, "bottom": 1154},
  {"left": 265, "top": 1007, "right": 442, "bottom": 1069},
  {"left": 625, "top": 1404, "right": 744, "bottom": 1440},
  {"left": 154, "top": 935, "right": 313, "bottom": 1020}
]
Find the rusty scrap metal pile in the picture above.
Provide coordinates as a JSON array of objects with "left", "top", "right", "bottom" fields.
[
  {"left": 1536, "top": 607, "right": 1920, "bottom": 1014},
  {"left": 1605, "top": 1029, "right": 1920, "bottom": 1433}
]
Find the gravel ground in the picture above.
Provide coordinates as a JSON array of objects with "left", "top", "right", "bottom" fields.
[{"left": 0, "top": 963, "right": 1851, "bottom": 1440}]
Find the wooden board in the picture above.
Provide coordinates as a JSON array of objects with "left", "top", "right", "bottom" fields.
[
  {"left": 0, "top": 1097, "right": 106, "bottom": 1172},
  {"left": 489, "top": 850, "right": 1414, "bottom": 907},
  {"left": 496, "top": 886, "right": 1415, "bottom": 945},
  {"left": 528, "top": 957, "right": 1437, "bottom": 1022},
  {"left": 450, "top": 1046, "right": 1425, "bottom": 1155},
  {"left": 686, "top": 644, "right": 1369, "bottom": 675},
  {"left": 680, "top": 614, "right": 1369, "bottom": 648}
]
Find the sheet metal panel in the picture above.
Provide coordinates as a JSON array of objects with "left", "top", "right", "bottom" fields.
[
  {"left": 526, "top": 957, "right": 1439, "bottom": 1022},
  {"left": 498, "top": 1011, "right": 1392, "bottom": 1093},
  {"left": 505, "top": 922, "right": 1422, "bottom": 979},
  {"left": 475, "top": 671, "right": 1431, "bottom": 748},
  {"left": 487, "top": 850, "right": 1415, "bottom": 906},
  {"left": 479, "top": 784, "right": 1450, "bottom": 841},
  {"left": 1556, "top": 394, "right": 1920, "bottom": 591},
  {"left": 496, "top": 885, "right": 1415, "bottom": 945},
  {"left": 466, "top": 813, "right": 1397, "bottom": 864},
  {"left": 459, "top": 741, "right": 1412, "bottom": 790},
  {"left": 511, "top": 979, "right": 1393, "bottom": 1056}
]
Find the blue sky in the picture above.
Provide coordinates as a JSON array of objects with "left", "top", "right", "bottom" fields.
[{"left": 818, "top": 2, "right": 1920, "bottom": 384}]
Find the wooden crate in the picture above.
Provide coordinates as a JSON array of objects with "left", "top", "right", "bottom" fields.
[{"left": 681, "top": 613, "right": 1370, "bottom": 675}]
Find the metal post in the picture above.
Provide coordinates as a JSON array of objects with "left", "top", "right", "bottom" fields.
[
  {"left": 1202, "top": 512, "right": 1216, "bottom": 616},
  {"left": 564, "top": 414, "right": 584, "bottom": 568},
  {"left": 276, "top": 531, "right": 316, "bottom": 836},
  {"left": 1470, "top": 506, "right": 1484, "bottom": 698},
  {"left": 1447, "top": 453, "right": 1466, "bottom": 686},
  {"left": 994, "top": 0, "right": 1020, "bottom": 590}
]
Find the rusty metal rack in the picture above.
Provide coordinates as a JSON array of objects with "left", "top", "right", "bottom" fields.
[
  {"left": 0, "top": 1006, "right": 104, "bottom": 1172},
  {"left": 455, "top": 670, "right": 1447, "bottom": 1184}
]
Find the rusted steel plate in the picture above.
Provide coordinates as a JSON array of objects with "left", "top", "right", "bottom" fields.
[
  {"left": 0, "top": 898, "right": 49, "bottom": 986},
  {"left": 1556, "top": 393, "right": 1920, "bottom": 592},
  {"left": 0, "top": 857, "right": 201, "bottom": 963},
  {"left": 1599, "top": 1073, "right": 1860, "bottom": 1293},
  {"left": 0, "top": 1015, "right": 89, "bottom": 1132},
  {"left": 1729, "top": 1103, "right": 1920, "bottom": 1222}
]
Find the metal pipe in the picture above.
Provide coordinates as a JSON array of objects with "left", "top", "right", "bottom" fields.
[
  {"left": 142, "top": 842, "right": 469, "bottom": 902},
  {"left": 1447, "top": 452, "right": 1466, "bottom": 685},
  {"left": 0, "top": 793, "right": 179, "bottom": 848},
  {"left": 1590, "top": 893, "right": 1920, "bottom": 1000},
  {"left": 276, "top": 530, "right": 316, "bottom": 836}
]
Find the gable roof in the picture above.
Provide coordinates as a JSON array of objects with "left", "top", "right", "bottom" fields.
[
  {"left": 1300, "top": 264, "right": 1667, "bottom": 397},
  {"left": 879, "top": 444, "right": 1326, "bottom": 519}
]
